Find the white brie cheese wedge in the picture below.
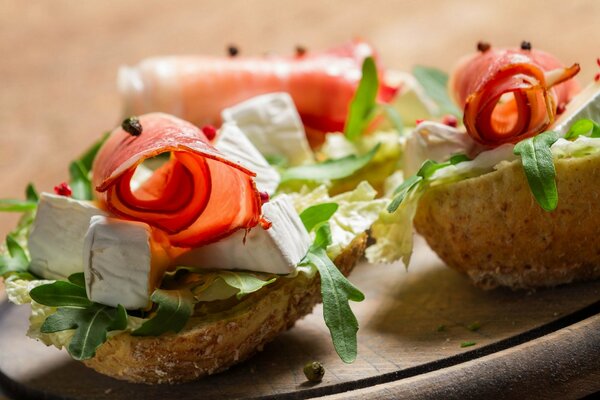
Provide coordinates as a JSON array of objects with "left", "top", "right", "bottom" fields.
[
  {"left": 83, "top": 216, "right": 170, "bottom": 310},
  {"left": 221, "top": 92, "right": 314, "bottom": 166},
  {"left": 175, "top": 195, "right": 311, "bottom": 275},
  {"left": 28, "top": 193, "right": 107, "bottom": 280},
  {"left": 214, "top": 122, "right": 280, "bottom": 195}
]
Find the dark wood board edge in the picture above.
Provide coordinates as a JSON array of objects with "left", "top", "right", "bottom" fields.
[
  {"left": 321, "top": 313, "right": 600, "bottom": 400},
  {"left": 1, "top": 300, "right": 598, "bottom": 400}
]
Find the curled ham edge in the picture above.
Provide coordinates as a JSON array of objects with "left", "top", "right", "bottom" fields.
[
  {"left": 92, "top": 113, "right": 262, "bottom": 249},
  {"left": 459, "top": 56, "right": 580, "bottom": 146}
]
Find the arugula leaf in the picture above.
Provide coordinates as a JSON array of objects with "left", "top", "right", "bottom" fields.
[
  {"left": 387, "top": 175, "right": 423, "bottom": 213},
  {"left": 514, "top": 131, "right": 560, "bottom": 211},
  {"left": 388, "top": 158, "right": 451, "bottom": 213},
  {"left": 68, "top": 272, "right": 86, "bottom": 288},
  {"left": 30, "top": 281, "right": 92, "bottom": 308},
  {"left": 281, "top": 144, "right": 380, "bottom": 183},
  {"left": 300, "top": 224, "right": 364, "bottom": 363},
  {"left": 382, "top": 104, "right": 404, "bottom": 134},
  {"left": 41, "top": 303, "right": 127, "bottom": 360},
  {"left": 413, "top": 66, "right": 461, "bottom": 117},
  {"left": 0, "top": 183, "right": 39, "bottom": 213},
  {"left": 68, "top": 132, "right": 110, "bottom": 200},
  {"left": 564, "top": 119, "right": 600, "bottom": 140},
  {"left": 300, "top": 203, "right": 339, "bottom": 232},
  {"left": 218, "top": 271, "right": 276, "bottom": 299},
  {"left": 25, "top": 183, "right": 39, "bottom": 202},
  {"left": 69, "top": 161, "right": 93, "bottom": 200},
  {"left": 132, "top": 289, "right": 194, "bottom": 336},
  {"left": 0, "top": 199, "right": 37, "bottom": 212},
  {"left": 265, "top": 154, "right": 289, "bottom": 168},
  {"left": 345, "top": 57, "right": 379, "bottom": 141},
  {"left": 387, "top": 152, "right": 472, "bottom": 214},
  {"left": 449, "top": 153, "right": 471, "bottom": 165},
  {"left": 79, "top": 132, "right": 110, "bottom": 172},
  {"left": 0, "top": 235, "right": 29, "bottom": 277}
]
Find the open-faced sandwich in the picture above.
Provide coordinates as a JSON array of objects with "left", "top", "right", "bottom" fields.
[
  {"left": 379, "top": 41, "right": 600, "bottom": 289},
  {"left": 0, "top": 41, "right": 413, "bottom": 384}
]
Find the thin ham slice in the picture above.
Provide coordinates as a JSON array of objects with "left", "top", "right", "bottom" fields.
[
  {"left": 119, "top": 40, "right": 397, "bottom": 138},
  {"left": 92, "top": 113, "right": 262, "bottom": 247},
  {"left": 450, "top": 48, "right": 580, "bottom": 145}
]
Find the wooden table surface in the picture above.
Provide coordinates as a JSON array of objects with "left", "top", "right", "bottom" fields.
[{"left": 1, "top": 1, "right": 600, "bottom": 398}]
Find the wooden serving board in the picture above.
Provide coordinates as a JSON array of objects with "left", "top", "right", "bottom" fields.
[{"left": 1, "top": 237, "right": 599, "bottom": 399}]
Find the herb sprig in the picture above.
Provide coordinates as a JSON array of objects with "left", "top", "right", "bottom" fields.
[
  {"left": 299, "top": 205, "right": 364, "bottom": 363},
  {"left": 514, "top": 131, "right": 560, "bottom": 211},
  {"left": 30, "top": 273, "right": 128, "bottom": 360},
  {"left": 412, "top": 66, "right": 461, "bottom": 117},
  {"left": 69, "top": 132, "right": 109, "bottom": 200},
  {"left": 280, "top": 144, "right": 380, "bottom": 183},
  {"left": 345, "top": 57, "right": 379, "bottom": 141},
  {"left": 344, "top": 57, "right": 404, "bottom": 139},
  {"left": 388, "top": 154, "right": 470, "bottom": 213}
]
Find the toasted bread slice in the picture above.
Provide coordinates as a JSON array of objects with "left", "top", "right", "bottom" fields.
[
  {"left": 414, "top": 152, "right": 600, "bottom": 290},
  {"left": 83, "top": 233, "right": 367, "bottom": 384}
]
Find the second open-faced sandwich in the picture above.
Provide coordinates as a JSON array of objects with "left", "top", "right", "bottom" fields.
[{"left": 379, "top": 42, "right": 600, "bottom": 289}]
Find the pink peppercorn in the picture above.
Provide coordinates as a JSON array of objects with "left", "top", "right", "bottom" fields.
[{"left": 54, "top": 182, "right": 72, "bottom": 197}]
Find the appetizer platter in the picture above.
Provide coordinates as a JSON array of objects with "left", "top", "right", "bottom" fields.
[{"left": 1, "top": 38, "right": 600, "bottom": 399}]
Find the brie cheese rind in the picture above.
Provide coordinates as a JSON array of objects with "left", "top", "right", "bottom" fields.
[
  {"left": 28, "top": 193, "right": 107, "bottom": 280},
  {"left": 214, "top": 122, "right": 280, "bottom": 195},
  {"left": 83, "top": 216, "right": 171, "bottom": 310},
  {"left": 221, "top": 92, "right": 314, "bottom": 166},
  {"left": 175, "top": 195, "right": 311, "bottom": 275}
]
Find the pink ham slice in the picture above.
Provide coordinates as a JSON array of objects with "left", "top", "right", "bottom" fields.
[{"left": 92, "top": 113, "right": 262, "bottom": 247}]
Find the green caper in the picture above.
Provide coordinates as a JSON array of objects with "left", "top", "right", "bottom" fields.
[{"left": 303, "top": 361, "right": 325, "bottom": 382}]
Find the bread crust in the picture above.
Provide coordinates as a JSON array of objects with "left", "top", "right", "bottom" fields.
[
  {"left": 414, "top": 151, "right": 600, "bottom": 290},
  {"left": 84, "top": 233, "right": 367, "bottom": 384}
]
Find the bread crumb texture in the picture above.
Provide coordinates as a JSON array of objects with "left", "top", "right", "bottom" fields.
[{"left": 84, "top": 233, "right": 367, "bottom": 384}]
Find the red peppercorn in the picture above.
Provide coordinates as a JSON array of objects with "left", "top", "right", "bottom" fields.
[
  {"left": 54, "top": 182, "right": 72, "bottom": 197},
  {"left": 259, "top": 191, "right": 270, "bottom": 204},
  {"left": 442, "top": 115, "right": 458, "bottom": 128},
  {"left": 595, "top": 73, "right": 600, "bottom": 82},
  {"left": 596, "top": 58, "right": 600, "bottom": 67},
  {"left": 556, "top": 102, "right": 566, "bottom": 115},
  {"left": 415, "top": 119, "right": 424, "bottom": 125},
  {"left": 201, "top": 125, "right": 217, "bottom": 140}
]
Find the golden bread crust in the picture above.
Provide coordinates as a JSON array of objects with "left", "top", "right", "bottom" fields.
[
  {"left": 414, "top": 151, "right": 600, "bottom": 290},
  {"left": 84, "top": 233, "right": 367, "bottom": 384}
]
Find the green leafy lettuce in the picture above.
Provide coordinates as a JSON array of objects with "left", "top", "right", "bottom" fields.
[{"left": 289, "top": 182, "right": 386, "bottom": 259}]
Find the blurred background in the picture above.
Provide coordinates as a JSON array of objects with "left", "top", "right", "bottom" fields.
[{"left": 1, "top": 0, "right": 599, "bottom": 238}]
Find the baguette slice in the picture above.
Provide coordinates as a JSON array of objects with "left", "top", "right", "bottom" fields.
[
  {"left": 84, "top": 233, "right": 367, "bottom": 384},
  {"left": 414, "top": 151, "right": 600, "bottom": 290}
]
